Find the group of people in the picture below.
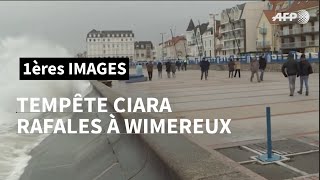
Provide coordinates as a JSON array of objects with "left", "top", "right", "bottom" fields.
[
  {"left": 142, "top": 53, "right": 314, "bottom": 97},
  {"left": 282, "top": 53, "right": 313, "bottom": 96},
  {"left": 145, "top": 60, "right": 188, "bottom": 81},
  {"left": 227, "top": 56, "right": 267, "bottom": 82}
]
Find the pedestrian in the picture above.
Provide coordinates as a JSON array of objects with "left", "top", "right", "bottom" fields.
[
  {"left": 146, "top": 61, "right": 153, "bottom": 81},
  {"left": 234, "top": 58, "right": 241, "bottom": 78},
  {"left": 171, "top": 61, "right": 176, "bottom": 78},
  {"left": 199, "top": 58, "right": 209, "bottom": 80},
  {"left": 157, "top": 62, "right": 163, "bottom": 78},
  {"left": 176, "top": 60, "right": 181, "bottom": 71},
  {"left": 297, "top": 54, "right": 313, "bottom": 96},
  {"left": 183, "top": 59, "right": 187, "bottom": 71},
  {"left": 281, "top": 53, "right": 299, "bottom": 96},
  {"left": 259, "top": 55, "right": 267, "bottom": 81},
  {"left": 228, "top": 59, "right": 235, "bottom": 78},
  {"left": 200, "top": 58, "right": 206, "bottom": 80},
  {"left": 165, "top": 61, "right": 171, "bottom": 78},
  {"left": 250, "top": 57, "right": 260, "bottom": 83},
  {"left": 205, "top": 58, "right": 210, "bottom": 80}
]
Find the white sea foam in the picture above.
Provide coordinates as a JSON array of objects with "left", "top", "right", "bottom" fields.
[{"left": 0, "top": 36, "right": 91, "bottom": 180}]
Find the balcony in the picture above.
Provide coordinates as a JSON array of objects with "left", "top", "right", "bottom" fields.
[
  {"left": 220, "top": 26, "right": 244, "bottom": 34},
  {"left": 280, "top": 26, "right": 319, "bottom": 36},
  {"left": 223, "top": 35, "right": 245, "bottom": 41},
  {"left": 215, "top": 44, "right": 223, "bottom": 50},
  {"left": 256, "top": 41, "right": 271, "bottom": 49},
  {"left": 222, "top": 45, "right": 244, "bottom": 50},
  {"left": 281, "top": 40, "right": 319, "bottom": 49}
]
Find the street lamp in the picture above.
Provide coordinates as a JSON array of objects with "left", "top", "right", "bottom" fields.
[{"left": 160, "top": 32, "right": 166, "bottom": 61}]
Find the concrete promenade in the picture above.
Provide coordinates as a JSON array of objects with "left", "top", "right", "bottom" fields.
[{"left": 112, "top": 69, "right": 319, "bottom": 179}]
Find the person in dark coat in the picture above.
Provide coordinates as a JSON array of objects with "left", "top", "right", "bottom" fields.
[
  {"left": 205, "top": 59, "right": 210, "bottom": 80},
  {"left": 165, "top": 61, "right": 171, "bottom": 78},
  {"left": 157, "top": 62, "right": 163, "bottom": 78},
  {"left": 228, "top": 59, "right": 235, "bottom": 78},
  {"left": 297, "top": 54, "right": 313, "bottom": 96},
  {"left": 259, "top": 55, "right": 267, "bottom": 81},
  {"left": 171, "top": 61, "right": 176, "bottom": 78},
  {"left": 146, "top": 61, "right": 153, "bottom": 81},
  {"left": 183, "top": 60, "right": 187, "bottom": 71},
  {"left": 281, "top": 53, "right": 299, "bottom": 96},
  {"left": 176, "top": 60, "right": 181, "bottom": 71},
  {"left": 200, "top": 58, "right": 207, "bottom": 80}
]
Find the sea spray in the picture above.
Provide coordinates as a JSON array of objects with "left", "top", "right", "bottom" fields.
[{"left": 0, "top": 36, "right": 91, "bottom": 180}]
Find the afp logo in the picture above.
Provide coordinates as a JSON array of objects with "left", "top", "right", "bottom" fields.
[{"left": 272, "top": 10, "right": 310, "bottom": 24}]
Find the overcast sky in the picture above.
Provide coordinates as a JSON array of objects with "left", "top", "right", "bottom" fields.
[{"left": 0, "top": 1, "right": 241, "bottom": 55}]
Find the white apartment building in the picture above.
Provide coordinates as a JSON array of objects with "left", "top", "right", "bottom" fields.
[
  {"left": 186, "top": 19, "right": 209, "bottom": 59},
  {"left": 186, "top": 14, "right": 222, "bottom": 59},
  {"left": 277, "top": 1, "right": 319, "bottom": 54},
  {"left": 86, "top": 29, "right": 135, "bottom": 59},
  {"left": 134, "top": 41, "right": 154, "bottom": 61},
  {"left": 219, "top": 2, "right": 268, "bottom": 56}
]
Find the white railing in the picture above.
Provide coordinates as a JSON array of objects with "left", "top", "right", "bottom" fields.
[
  {"left": 256, "top": 41, "right": 271, "bottom": 48},
  {"left": 280, "top": 26, "right": 319, "bottom": 36},
  {"left": 281, "top": 40, "right": 319, "bottom": 49}
]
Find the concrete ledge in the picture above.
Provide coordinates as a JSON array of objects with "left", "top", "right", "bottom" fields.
[{"left": 91, "top": 80, "right": 266, "bottom": 180}]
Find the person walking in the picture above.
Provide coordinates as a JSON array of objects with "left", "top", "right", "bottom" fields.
[
  {"left": 234, "top": 58, "right": 241, "bottom": 78},
  {"left": 146, "top": 61, "right": 153, "bottom": 81},
  {"left": 157, "top": 62, "right": 163, "bottom": 78},
  {"left": 183, "top": 59, "right": 187, "bottom": 71},
  {"left": 281, "top": 53, "right": 299, "bottom": 96},
  {"left": 165, "top": 61, "right": 171, "bottom": 78},
  {"left": 171, "top": 61, "right": 177, "bottom": 78},
  {"left": 205, "top": 59, "right": 210, "bottom": 79},
  {"left": 259, "top": 55, "right": 267, "bottom": 81},
  {"left": 250, "top": 57, "right": 260, "bottom": 83},
  {"left": 228, "top": 59, "right": 235, "bottom": 78},
  {"left": 297, "top": 54, "right": 313, "bottom": 96},
  {"left": 200, "top": 58, "right": 206, "bottom": 80},
  {"left": 176, "top": 60, "right": 181, "bottom": 71}
]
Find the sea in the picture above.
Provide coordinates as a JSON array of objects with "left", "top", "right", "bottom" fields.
[{"left": 0, "top": 36, "right": 92, "bottom": 180}]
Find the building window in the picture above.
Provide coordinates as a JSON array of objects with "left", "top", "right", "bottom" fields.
[
  {"left": 103, "top": 44, "right": 105, "bottom": 48},
  {"left": 93, "top": 39, "right": 96, "bottom": 42},
  {"left": 89, "top": 39, "right": 91, "bottom": 42},
  {"left": 141, "top": 45, "right": 144, "bottom": 48},
  {"left": 121, "top": 39, "right": 123, "bottom": 41},
  {"left": 103, "top": 50, "right": 106, "bottom": 54},
  {"left": 89, "top": 34, "right": 92, "bottom": 37},
  {"left": 141, "top": 54, "right": 144, "bottom": 57}
]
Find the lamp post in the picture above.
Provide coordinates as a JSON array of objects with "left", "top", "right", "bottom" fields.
[
  {"left": 212, "top": 13, "right": 219, "bottom": 57},
  {"left": 160, "top": 32, "right": 166, "bottom": 61}
]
